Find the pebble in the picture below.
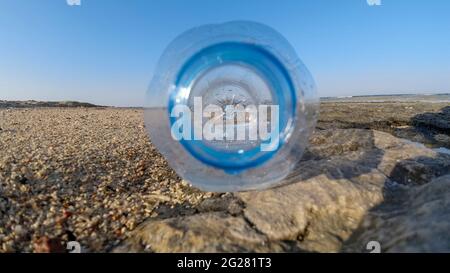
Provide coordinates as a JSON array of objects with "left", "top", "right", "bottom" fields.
[{"left": 0, "top": 107, "right": 208, "bottom": 252}]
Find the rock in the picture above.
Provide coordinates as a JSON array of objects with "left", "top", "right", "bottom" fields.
[
  {"left": 343, "top": 175, "right": 450, "bottom": 252},
  {"left": 113, "top": 212, "right": 276, "bottom": 253},
  {"left": 197, "top": 194, "right": 244, "bottom": 216},
  {"left": 318, "top": 102, "right": 450, "bottom": 148},
  {"left": 388, "top": 154, "right": 450, "bottom": 185},
  {"left": 2, "top": 103, "right": 449, "bottom": 252},
  {"left": 113, "top": 129, "right": 450, "bottom": 252},
  {"left": 413, "top": 106, "right": 450, "bottom": 131},
  {"left": 434, "top": 133, "right": 450, "bottom": 143}
]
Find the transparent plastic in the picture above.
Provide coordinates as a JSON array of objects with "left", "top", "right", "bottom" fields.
[{"left": 145, "top": 21, "right": 319, "bottom": 192}]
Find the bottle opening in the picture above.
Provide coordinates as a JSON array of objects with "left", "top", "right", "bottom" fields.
[{"left": 168, "top": 42, "right": 297, "bottom": 170}]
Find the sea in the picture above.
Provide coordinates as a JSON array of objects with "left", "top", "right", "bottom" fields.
[{"left": 321, "top": 93, "right": 450, "bottom": 103}]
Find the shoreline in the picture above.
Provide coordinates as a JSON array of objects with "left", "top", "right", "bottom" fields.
[{"left": 0, "top": 100, "right": 449, "bottom": 252}]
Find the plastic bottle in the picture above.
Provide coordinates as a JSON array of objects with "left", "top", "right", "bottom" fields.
[{"left": 145, "top": 21, "right": 319, "bottom": 192}]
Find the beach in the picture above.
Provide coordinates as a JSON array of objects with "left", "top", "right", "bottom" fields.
[{"left": 0, "top": 98, "right": 449, "bottom": 252}]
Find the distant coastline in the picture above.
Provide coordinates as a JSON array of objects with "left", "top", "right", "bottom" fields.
[
  {"left": 321, "top": 93, "right": 450, "bottom": 103},
  {"left": 1, "top": 93, "right": 450, "bottom": 109},
  {"left": 0, "top": 100, "right": 104, "bottom": 108}
]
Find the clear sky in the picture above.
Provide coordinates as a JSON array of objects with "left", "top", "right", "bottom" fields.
[{"left": 0, "top": 0, "right": 449, "bottom": 106}]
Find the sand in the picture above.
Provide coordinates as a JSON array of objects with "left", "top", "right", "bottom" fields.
[
  {"left": 0, "top": 100, "right": 449, "bottom": 252},
  {"left": 0, "top": 107, "right": 213, "bottom": 252}
]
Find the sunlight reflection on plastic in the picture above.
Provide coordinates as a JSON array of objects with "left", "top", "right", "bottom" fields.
[{"left": 144, "top": 21, "right": 319, "bottom": 192}]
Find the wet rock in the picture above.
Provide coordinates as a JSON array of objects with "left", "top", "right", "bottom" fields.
[
  {"left": 388, "top": 155, "right": 450, "bottom": 185},
  {"left": 413, "top": 106, "right": 450, "bottom": 131},
  {"left": 114, "top": 129, "right": 450, "bottom": 253},
  {"left": 318, "top": 102, "right": 450, "bottom": 148}
]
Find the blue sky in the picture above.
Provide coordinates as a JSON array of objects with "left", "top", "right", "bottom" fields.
[{"left": 0, "top": 0, "right": 449, "bottom": 106}]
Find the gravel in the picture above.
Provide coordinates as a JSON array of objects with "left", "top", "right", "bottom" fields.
[{"left": 0, "top": 107, "right": 213, "bottom": 252}]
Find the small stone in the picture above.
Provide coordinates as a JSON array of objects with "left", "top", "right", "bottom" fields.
[
  {"left": 1, "top": 103, "right": 448, "bottom": 253},
  {"left": 18, "top": 176, "right": 28, "bottom": 184},
  {"left": 114, "top": 128, "right": 450, "bottom": 253},
  {"left": 14, "top": 225, "right": 24, "bottom": 235},
  {"left": 33, "top": 236, "right": 65, "bottom": 253}
]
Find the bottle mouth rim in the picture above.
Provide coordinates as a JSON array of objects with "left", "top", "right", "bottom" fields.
[{"left": 168, "top": 42, "right": 297, "bottom": 171}]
